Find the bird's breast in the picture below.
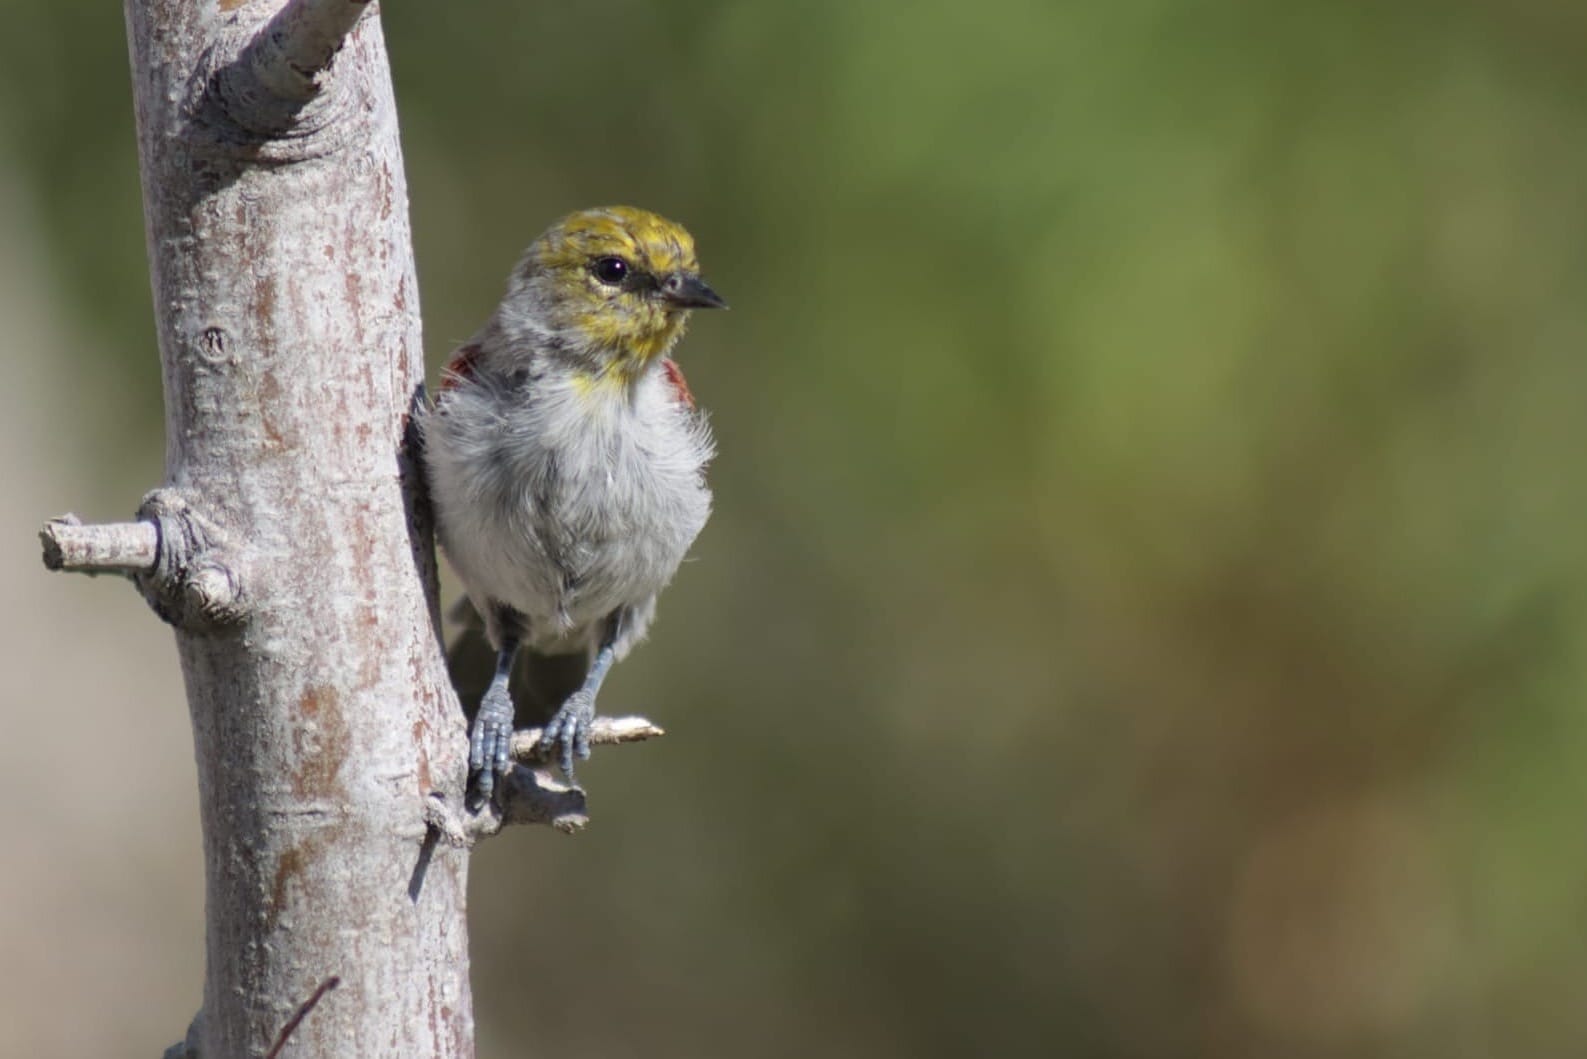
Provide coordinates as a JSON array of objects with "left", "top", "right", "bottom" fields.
[{"left": 425, "top": 367, "right": 712, "bottom": 643}]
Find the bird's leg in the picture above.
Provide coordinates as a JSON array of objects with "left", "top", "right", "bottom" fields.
[
  {"left": 540, "top": 610, "right": 624, "bottom": 783},
  {"left": 469, "top": 616, "right": 521, "bottom": 806}
]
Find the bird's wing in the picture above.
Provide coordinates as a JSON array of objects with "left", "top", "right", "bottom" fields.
[{"left": 438, "top": 342, "right": 484, "bottom": 394}]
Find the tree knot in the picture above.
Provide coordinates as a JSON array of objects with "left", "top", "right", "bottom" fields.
[{"left": 135, "top": 489, "right": 248, "bottom": 629}]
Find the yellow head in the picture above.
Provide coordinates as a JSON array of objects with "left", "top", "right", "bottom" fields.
[{"left": 511, "top": 206, "right": 726, "bottom": 377}]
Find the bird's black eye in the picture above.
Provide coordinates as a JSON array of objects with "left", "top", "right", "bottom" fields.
[{"left": 591, "top": 256, "right": 630, "bottom": 286}]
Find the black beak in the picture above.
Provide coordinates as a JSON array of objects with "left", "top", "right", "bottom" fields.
[{"left": 660, "top": 273, "right": 728, "bottom": 310}]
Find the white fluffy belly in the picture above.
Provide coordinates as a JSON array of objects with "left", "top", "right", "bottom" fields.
[{"left": 424, "top": 367, "right": 712, "bottom": 651}]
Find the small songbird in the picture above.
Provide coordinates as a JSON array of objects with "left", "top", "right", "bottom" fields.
[{"left": 421, "top": 206, "right": 725, "bottom": 803}]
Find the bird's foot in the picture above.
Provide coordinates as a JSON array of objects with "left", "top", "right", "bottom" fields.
[
  {"left": 539, "top": 687, "right": 596, "bottom": 783},
  {"left": 469, "top": 681, "right": 515, "bottom": 806}
]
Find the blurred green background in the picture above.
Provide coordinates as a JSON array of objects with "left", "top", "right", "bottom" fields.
[{"left": 4, "top": 1, "right": 1587, "bottom": 1056}]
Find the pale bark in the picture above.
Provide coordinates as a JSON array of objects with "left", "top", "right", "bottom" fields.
[
  {"left": 84, "top": 1, "right": 469, "bottom": 1055},
  {"left": 37, "top": 3, "right": 671, "bottom": 1054}
]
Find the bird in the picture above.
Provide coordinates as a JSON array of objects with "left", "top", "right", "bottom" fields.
[{"left": 420, "top": 205, "right": 725, "bottom": 804}]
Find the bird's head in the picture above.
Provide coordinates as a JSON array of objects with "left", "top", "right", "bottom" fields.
[{"left": 502, "top": 206, "right": 726, "bottom": 379}]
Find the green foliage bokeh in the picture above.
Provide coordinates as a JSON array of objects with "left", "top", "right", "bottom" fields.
[{"left": 5, "top": 1, "right": 1587, "bottom": 1055}]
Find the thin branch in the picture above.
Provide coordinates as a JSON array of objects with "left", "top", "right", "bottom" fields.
[
  {"left": 244, "top": 0, "right": 372, "bottom": 104},
  {"left": 497, "top": 766, "right": 589, "bottom": 833},
  {"left": 508, "top": 714, "right": 666, "bottom": 762},
  {"left": 210, "top": 0, "right": 374, "bottom": 137},
  {"left": 422, "top": 717, "right": 664, "bottom": 844},
  {"left": 39, "top": 515, "right": 156, "bottom": 574},
  {"left": 41, "top": 492, "right": 247, "bottom": 628},
  {"left": 429, "top": 771, "right": 589, "bottom": 842}
]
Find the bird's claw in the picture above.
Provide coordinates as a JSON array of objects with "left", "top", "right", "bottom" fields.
[
  {"left": 539, "top": 688, "right": 596, "bottom": 783},
  {"left": 469, "top": 683, "right": 515, "bottom": 805}
]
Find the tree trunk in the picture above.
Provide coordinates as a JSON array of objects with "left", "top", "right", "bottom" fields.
[
  {"left": 90, "top": 2, "right": 473, "bottom": 1054},
  {"left": 37, "top": 4, "right": 667, "bottom": 1050}
]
